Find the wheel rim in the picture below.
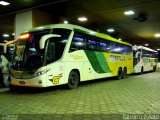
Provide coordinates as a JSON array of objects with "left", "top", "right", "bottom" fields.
[
  {"left": 70, "top": 75, "right": 78, "bottom": 85},
  {"left": 68, "top": 71, "right": 79, "bottom": 88}
]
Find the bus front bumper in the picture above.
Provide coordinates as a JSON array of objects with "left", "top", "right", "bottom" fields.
[{"left": 11, "top": 77, "right": 46, "bottom": 87}]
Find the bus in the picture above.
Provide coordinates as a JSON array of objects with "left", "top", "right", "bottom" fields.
[
  {"left": 0, "top": 40, "right": 15, "bottom": 87},
  {"left": 133, "top": 45, "right": 158, "bottom": 74},
  {"left": 10, "top": 24, "right": 133, "bottom": 89}
]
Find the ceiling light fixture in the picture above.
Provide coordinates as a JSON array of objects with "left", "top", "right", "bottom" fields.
[
  {"left": 124, "top": 10, "right": 134, "bottom": 15},
  {"left": 118, "top": 38, "right": 122, "bottom": 41},
  {"left": 0, "top": 1, "right": 10, "bottom": 6},
  {"left": 78, "top": 17, "right": 87, "bottom": 22},
  {"left": 64, "top": 20, "right": 68, "bottom": 24},
  {"left": 145, "top": 44, "right": 149, "bottom": 46},
  {"left": 4, "top": 40, "right": 8, "bottom": 42},
  {"left": 107, "top": 28, "right": 115, "bottom": 33},
  {"left": 154, "top": 33, "right": 160, "bottom": 38},
  {"left": 3, "top": 34, "right": 9, "bottom": 37},
  {"left": 133, "top": 13, "right": 148, "bottom": 22}
]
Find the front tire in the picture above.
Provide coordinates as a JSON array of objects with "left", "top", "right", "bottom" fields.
[
  {"left": 67, "top": 71, "right": 79, "bottom": 89},
  {"left": 140, "top": 67, "right": 144, "bottom": 75},
  {"left": 153, "top": 65, "right": 156, "bottom": 72},
  {"left": 9, "top": 85, "right": 17, "bottom": 91},
  {"left": 0, "top": 69, "right": 5, "bottom": 87}
]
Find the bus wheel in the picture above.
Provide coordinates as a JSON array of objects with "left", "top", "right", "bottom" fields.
[
  {"left": 122, "top": 68, "right": 127, "bottom": 79},
  {"left": 140, "top": 67, "right": 143, "bottom": 75},
  {"left": 67, "top": 71, "right": 79, "bottom": 89},
  {"left": 9, "top": 85, "right": 17, "bottom": 91},
  {"left": 117, "top": 68, "right": 122, "bottom": 80},
  {"left": 153, "top": 65, "right": 156, "bottom": 72},
  {"left": 9, "top": 85, "right": 25, "bottom": 92},
  {"left": 0, "top": 69, "right": 5, "bottom": 87}
]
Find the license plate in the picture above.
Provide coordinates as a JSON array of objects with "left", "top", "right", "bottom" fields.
[{"left": 19, "top": 81, "right": 25, "bottom": 84}]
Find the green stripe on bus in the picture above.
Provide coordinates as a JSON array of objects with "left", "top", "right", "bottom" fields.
[
  {"left": 96, "top": 52, "right": 111, "bottom": 73},
  {"left": 84, "top": 50, "right": 111, "bottom": 73}
]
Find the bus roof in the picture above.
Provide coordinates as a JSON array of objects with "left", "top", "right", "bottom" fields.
[
  {"left": 28, "top": 24, "right": 132, "bottom": 46},
  {"left": 133, "top": 45, "right": 157, "bottom": 52}
]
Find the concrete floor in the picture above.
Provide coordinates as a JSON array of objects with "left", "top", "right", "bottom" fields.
[{"left": 0, "top": 71, "right": 160, "bottom": 120}]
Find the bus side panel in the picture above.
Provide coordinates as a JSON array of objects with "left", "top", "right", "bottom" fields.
[
  {"left": 102, "top": 52, "right": 133, "bottom": 76},
  {"left": 45, "top": 62, "right": 66, "bottom": 87},
  {"left": 63, "top": 50, "right": 96, "bottom": 82},
  {"left": 83, "top": 51, "right": 112, "bottom": 79},
  {"left": 134, "top": 57, "right": 157, "bottom": 73}
]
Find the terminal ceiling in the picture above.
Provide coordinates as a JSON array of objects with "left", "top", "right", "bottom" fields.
[{"left": 0, "top": 0, "right": 160, "bottom": 49}]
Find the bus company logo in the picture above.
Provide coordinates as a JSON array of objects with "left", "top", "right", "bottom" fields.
[
  {"left": 109, "top": 55, "right": 125, "bottom": 61},
  {"left": 49, "top": 73, "right": 63, "bottom": 85},
  {"left": 70, "top": 54, "right": 83, "bottom": 60}
]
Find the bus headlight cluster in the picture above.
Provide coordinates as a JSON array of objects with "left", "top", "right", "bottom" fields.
[{"left": 33, "top": 70, "right": 48, "bottom": 77}]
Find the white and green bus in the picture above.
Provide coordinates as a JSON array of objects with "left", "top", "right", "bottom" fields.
[
  {"left": 10, "top": 24, "right": 133, "bottom": 89},
  {"left": 0, "top": 40, "right": 15, "bottom": 87},
  {"left": 133, "top": 45, "right": 158, "bottom": 74}
]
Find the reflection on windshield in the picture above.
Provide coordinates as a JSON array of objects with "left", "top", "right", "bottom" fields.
[
  {"left": 12, "top": 30, "right": 50, "bottom": 70},
  {"left": 12, "top": 28, "right": 71, "bottom": 70}
]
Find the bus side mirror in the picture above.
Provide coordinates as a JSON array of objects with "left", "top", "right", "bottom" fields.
[
  {"left": 39, "top": 34, "right": 61, "bottom": 49},
  {"left": 4, "top": 40, "right": 17, "bottom": 54}
]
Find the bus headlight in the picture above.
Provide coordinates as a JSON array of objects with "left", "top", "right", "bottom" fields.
[{"left": 33, "top": 70, "right": 48, "bottom": 77}]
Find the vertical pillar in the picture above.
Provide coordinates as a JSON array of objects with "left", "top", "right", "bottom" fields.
[
  {"left": 15, "top": 10, "right": 32, "bottom": 39},
  {"left": 14, "top": 9, "right": 53, "bottom": 39}
]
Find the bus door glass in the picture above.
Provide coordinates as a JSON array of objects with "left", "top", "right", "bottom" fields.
[{"left": 133, "top": 49, "right": 141, "bottom": 65}]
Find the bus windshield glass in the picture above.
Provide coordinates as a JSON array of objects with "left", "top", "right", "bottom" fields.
[{"left": 12, "top": 28, "right": 71, "bottom": 70}]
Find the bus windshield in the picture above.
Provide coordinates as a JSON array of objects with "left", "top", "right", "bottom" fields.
[
  {"left": 133, "top": 49, "right": 141, "bottom": 65},
  {"left": 12, "top": 28, "right": 71, "bottom": 70}
]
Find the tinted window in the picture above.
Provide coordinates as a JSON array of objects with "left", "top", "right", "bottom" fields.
[
  {"left": 70, "top": 32, "right": 86, "bottom": 52},
  {"left": 46, "top": 29, "right": 71, "bottom": 64},
  {"left": 142, "top": 49, "right": 158, "bottom": 58},
  {"left": 99, "top": 41, "right": 107, "bottom": 52},
  {"left": 70, "top": 31, "right": 132, "bottom": 54},
  {"left": 87, "top": 36, "right": 99, "bottom": 51}
]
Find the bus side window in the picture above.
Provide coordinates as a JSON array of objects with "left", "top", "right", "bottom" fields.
[
  {"left": 87, "top": 36, "right": 99, "bottom": 51},
  {"left": 110, "top": 42, "right": 117, "bottom": 53},
  {"left": 69, "top": 32, "right": 85, "bottom": 52},
  {"left": 99, "top": 41, "right": 107, "bottom": 52},
  {"left": 123, "top": 45, "right": 132, "bottom": 55}
]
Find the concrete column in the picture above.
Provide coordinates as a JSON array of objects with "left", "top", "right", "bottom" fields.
[
  {"left": 15, "top": 10, "right": 32, "bottom": 39},
  {"left": 14, "top": 9, "right": 53, "bottom": 39}
]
